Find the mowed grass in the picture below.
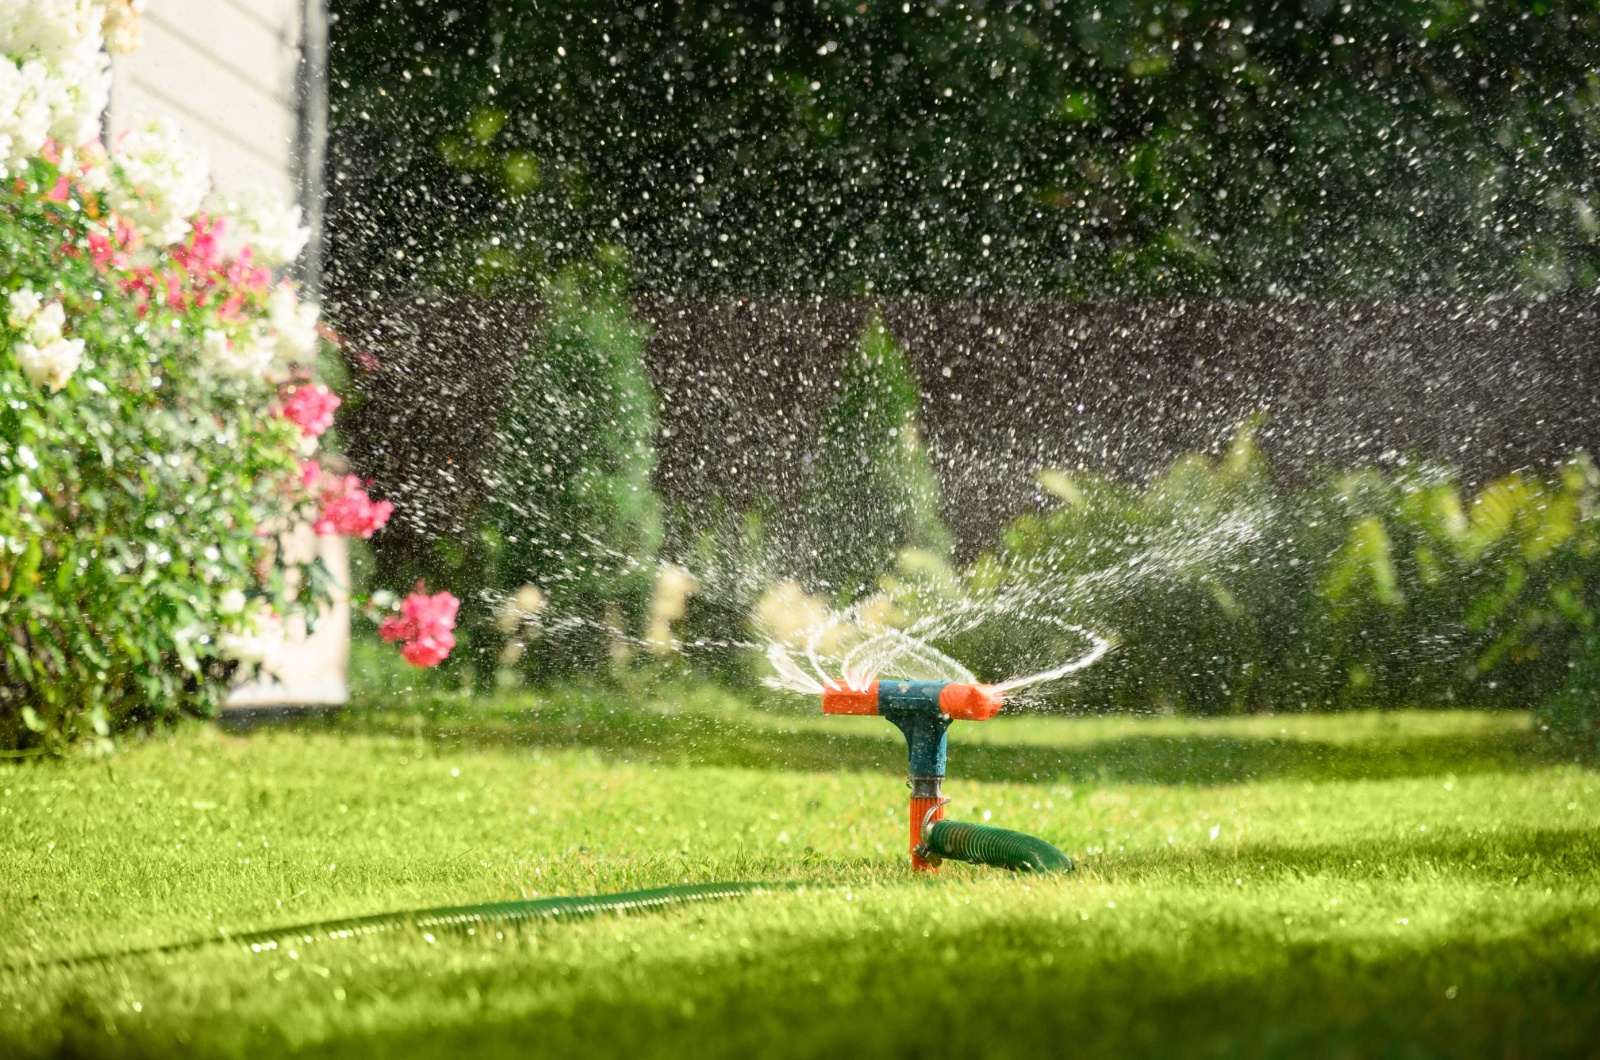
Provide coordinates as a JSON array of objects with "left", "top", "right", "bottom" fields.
[{"left": 1, "top": 687, "right": 1598, "bottom": 1058}]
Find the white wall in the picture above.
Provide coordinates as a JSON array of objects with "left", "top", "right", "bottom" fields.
[{"left": 108, "top": 0, "right": 305, "bottom": 202}]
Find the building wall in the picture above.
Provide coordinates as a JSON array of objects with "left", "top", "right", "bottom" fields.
[{"left": 108, "top": 0, "right": 306, "bottom": 202}]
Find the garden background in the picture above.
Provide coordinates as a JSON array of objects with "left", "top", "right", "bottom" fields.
[{"left": 311, "top": 0, "right": 1600, "bottom": 740}]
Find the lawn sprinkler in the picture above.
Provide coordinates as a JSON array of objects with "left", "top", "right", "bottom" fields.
[
  {"left": 822, "top": 679, "right": 1075, "bottom": 874},
  {"left": 768, "top": 622, "right": 1110, "bottom": 873}
]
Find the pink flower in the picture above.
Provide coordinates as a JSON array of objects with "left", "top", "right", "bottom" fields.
[
  {"left": 400, "top": 636, "right": 454, "bottom": 667},
  {"left": 379, "top": 586, "right": 459, "bottom": 668},
  {"left": 313, "top": 475, "right": 392, "bottom": 538},
  {"left": 376, "top": 614, "right": 414, "bottom": 642},
  {"left": 179, "top": 215, "right": 226, "bottom": 276},
  {"left": 86, "top": 230, "right": 118, "bottom": 270},
  {"left": 226, "top": 254, "right": 272, "bottom": 293},
  {"left": 302, "top": 462, "right": 393, "bottom": 539},
  {"left": 280, "top": 383, "right": 340, "bottom": 437}
]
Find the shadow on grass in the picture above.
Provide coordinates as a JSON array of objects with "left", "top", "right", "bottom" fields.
[
  {"left": 239, "top": 697, "right": 1563, "bottom": 787},
  {"left": 63, "top": 897, "right": 1597, "bottom": 1060},
  {"left": 1081, "top": 824, "right": 1600, "bottom": 885}
]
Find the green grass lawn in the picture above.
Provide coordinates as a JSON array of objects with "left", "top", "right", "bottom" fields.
[{"left": 2, "top": 687, "right": 1597, "bottom": 1058}]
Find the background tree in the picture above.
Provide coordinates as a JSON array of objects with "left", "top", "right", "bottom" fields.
[
  {"left": 325, "top": 0, "right": 1600, "bottom": 308},
  {"left": 803, "top": 314, "right": 950, "bottom": 603},
  {"left": 484, "top": 253, "right": 663, "bottom": 679}
]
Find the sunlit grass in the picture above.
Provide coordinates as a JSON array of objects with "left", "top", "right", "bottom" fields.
[{"left": 1, "top": 690, "right": 1596, "bottom": 1057}]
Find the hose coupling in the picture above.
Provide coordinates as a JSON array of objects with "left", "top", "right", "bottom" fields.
[{"left": 913, "top": 797, "right": 952, "bottom": 866}]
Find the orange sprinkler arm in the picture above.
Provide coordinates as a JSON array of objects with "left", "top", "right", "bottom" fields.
[
  {"left": 937, "top": 682, "right": 1005, "bottom": 721},
  {"left": 820, "top": 680, "right": 1004, "bottom": 720},
  {"left": 821, "top": 683, "right": 881, "bottom": 715}
]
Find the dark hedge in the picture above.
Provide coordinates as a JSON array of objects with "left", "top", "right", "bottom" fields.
[{"left": 325, "top": 0, "right": 1600, "bottom": 304}]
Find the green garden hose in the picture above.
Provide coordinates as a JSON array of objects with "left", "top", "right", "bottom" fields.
[
  {"left": 229, "top": 881, "right": 776, "bottom": 953},
  {"left": 42, "top": 837, "right": 1065, "bottom": 971},
  {"left": 47, "top": 882, "right": 775, "bottom": 968},
  {"left": 919, "top": 819, "right": 1074, "bottom": 874}
]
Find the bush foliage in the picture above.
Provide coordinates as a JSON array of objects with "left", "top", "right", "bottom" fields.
[
  {"left": 802, "top": 314, "right": 949, "bottom": 603},
  {"left": 897, "top": 422, "right": 1600, "bottom": 734},
  {"left": 483, "top": 256, "right": 663, "bottom": 680}
]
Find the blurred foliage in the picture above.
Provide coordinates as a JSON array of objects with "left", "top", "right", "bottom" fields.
[
  {"left": 801, "top": 313, "right": 950, "bottom": 603},
  {"left": 664, "top": 497, "right": 775, "bottom": 684},
  {"left": 327, "top": 0, "right": 1600, "bottom": 301},
  {"left": 1541, "top": 628, "right": 1600, "bottom": 757},
  {"left": 884, "top": 421, "right": 1600, "bottom": 741},
  {"left": 481, "top": 254, "right": 664, "bottom": 681}
]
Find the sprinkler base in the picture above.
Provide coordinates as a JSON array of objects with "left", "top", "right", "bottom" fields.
[{"left": 909, "top": 775, "right": 946, "bottom": 872}]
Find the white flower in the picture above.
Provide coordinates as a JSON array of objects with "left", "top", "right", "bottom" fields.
[
  {"left": 75, "top": 145, "right": 109, "bottom": 189},
  {"left": 7, "top": 286, "right": 42, "bottom": 327},
  {"left": 218, "top": 588, "right": 247, "bottom": 615},
  {"left": 267, "top": 285, "right": 319, "bottom": 365},
  {"left": 201, "top": 327, "right": 230, "bottom": 358},
  {"left": 99, "top": 0, "right": 146, "bottom": 54},
  {"left": 219, "top": 605, "right": 284, "bottom": 666},
  {"left": 27, "top": 300, "right": 64, "bottom": 344},
  {"left": 16, "top": 335, "right": 83, "bottom": 391},
  {"left": 0, "top": 0, "right": 103, "bottom": 66},
  {"left": 42, "top": 49, "right": 108, "bottom": 147},
  {"left": 213, "top": 187, "right": 309, "bottom": 268},
  {"left": 203, "top": 325, "right": 272, "bottom": 379},
  {"left": 9, "top": 295, "right": 78, "bottom": 390},
  {"left": 0, "top": 1, "right": 121, "bottom": 174},
  {"left": 0, "top": 57, "right": 57, "bottom": 174},
  {"left": 242, "top": 323, "right": 278, "bottom": 375},
  {"left": 110, "top": 118, "right": 210, "bottom": 246}
]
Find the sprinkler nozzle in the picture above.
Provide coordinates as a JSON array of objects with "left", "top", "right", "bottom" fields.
[{"left": 936, "top": 682, "right": 1005, "bottom": 721}]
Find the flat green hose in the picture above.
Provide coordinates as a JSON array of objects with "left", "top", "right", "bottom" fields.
[
  {"left": 45, "top": 882, "right": 774, "bottom": 968},
  {"left": 39, "top": 824, "right": 1067, "bottom": 969},
  {"left": 922, "top": 819, "right": 1074, "bottom": 873},
  {"left": 229, "top": 881, "right": 775, "bottom": 953}
]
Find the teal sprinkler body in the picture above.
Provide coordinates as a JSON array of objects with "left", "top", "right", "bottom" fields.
[{"left": 823, "top": 680, "right": 1073, "bottom": 873}]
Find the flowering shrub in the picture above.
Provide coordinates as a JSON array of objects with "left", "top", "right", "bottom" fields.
[{"left": 0, "top": 1, "right": 444, "bottom": 751}]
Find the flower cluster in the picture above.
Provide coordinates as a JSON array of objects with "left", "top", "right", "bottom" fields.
[
  {"left": 301, "top": 461, "right": 394, "bottom": 539},
  {"left": 7, "top": 285, "right": 82, "bottom": 391},
  {"left": 379, "top": 587, "right": 460, "bottom": 668},
  {"left": 108, "top": 117, "right": 209, "bottom": 246},
  {"left": 280, "top": 382, "right": 340, "bottom": 437},
  {"left": 212, "top": 186, "right": 310, "bottom": 268},
  {"left": 0, "top": 0, "right": 128, "bottom": 177},
  {"left": 106, "top": 198, "right": 317, "bottom": 379}
]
